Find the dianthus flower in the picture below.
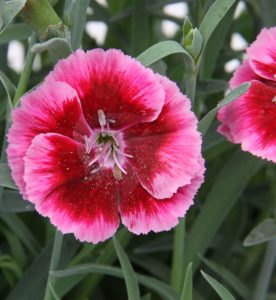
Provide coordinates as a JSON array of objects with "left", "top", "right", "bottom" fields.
[
  {"left": 7, "top": 49, "right": 204, "bottom": 243},
  {"left": 218, "top": 27, "right": 276, "bottom": 162}
]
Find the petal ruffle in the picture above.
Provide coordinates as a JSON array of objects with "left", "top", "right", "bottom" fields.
[
  {"left": 218, "top": 80, "right": 276, "bottom": 162},
  {"left": 229, "top": 59, "right": 261, "bottom": 89},
  {"left": 7, "top": 82, "right": 91, "bottom": 197},
  {"left": 124, "top": 75, "right": 203, "bottom": 199},
  {"left": 45, "top": 49, "right": 165, "bottom": 130},
  {"left": 119, "top": 158, "right": 204, "bottom": 234},
  {"left": 24, "top": 133, "right": 119, "bottom": 243},
  {"left": 247, "top": 27, "right": 276, "bottom": 81}
]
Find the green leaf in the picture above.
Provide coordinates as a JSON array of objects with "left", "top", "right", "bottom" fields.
[
  {"left": 0, "top": 0, "right": 27, "bottom": 34},
  {"left": 0, "top": 190, "right": 34, "bottom": 213},
  {"left": 52, "top": 263, "right": 178, "bottom": 300},
  {"left": 200, "top": 256, "right": 250, "bottom": 299},
  {"left": 183, "top": 150, "right": 264, "bottom": 271},
  {"left": 198, "top": 0, "right": 236, "bottom": 59},
  {"left": 70, "top": 0, "right": 90, "bottom": 50},
  {"left": 113, "top": 236, "right": 141, "bottom": 300},
  {"left": 137, "top": 40, "right": 193, "bottom": 67},
  {"left": 201, "top": 270, "right": 236, "bottom": 300},
  {"left": 198, "top": 82, "right": 250, "bottom": 136},
  {"left": 0, "top": 163, "right": 17, "bottom": 189},
  {"left": 180, "top": 262, "right": 193, "bottom": 300},
  {"left": 244, "top": 218, "right": 276, "bottom": 247}
]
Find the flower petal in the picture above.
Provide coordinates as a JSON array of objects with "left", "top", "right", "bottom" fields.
[
  {"left": 247, "top": 27, "right": 276, "bottom": 81},
  {"left": 229, "top": 59, "right": 260, "bottom": 89},
  {"left": 119, "top": 158, "right": 204, "bottom": 234},
  {"left": 218, "top": 80, "right": 276, "bottom": 162},
  {"left": 45, "top": 49, "right": 165, "bottom": 130},
  {"left": 124, "top": 75, "right": 203, "bottom": 199},
  {"left": 24, "top": 133, "right": 119, "bottom": 243},
  {"left": 7, "top": 82, "right": 91, "bottom": 197}
]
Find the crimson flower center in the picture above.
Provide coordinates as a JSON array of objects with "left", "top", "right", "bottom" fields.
[{"left": 85, "top": 110, "right": 132, "bottom": 180}]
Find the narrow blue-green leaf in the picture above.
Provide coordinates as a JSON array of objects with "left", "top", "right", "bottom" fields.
[
  {"left": 0, "top": 213, "right": 40, "bottom": 256},
  {"left": 0, "top": 0, "right": 27, "bottom": 34},
  {"left": 70, "top": 0, "right": 90, "bottom": 50},
  {"left": 171, "top": 218, "right": 185, "bottom": 291},
  {"left": 134, "top": 235, "right": 172, "bottom": 254},
  {"left": 113, "top": 236, "right": 141, "bottom": 300},
  {"left": 244, "top": 218, "right": 276, "bottom": 246},
  {"left": 0, "top": 190, "right": 34, "bottom": 212},
  {"left": 142, "top": 294, "right": 151, "bottom": 300},
  {"left": 0, "top": 71, "right": 15, "bottom": 111},
  {"left": 201, "top": 3, "right": 236, "bottom": 78},
  {"left": 137, "top": 40, "right": 193, "bottom": 67},
  {"left": 131, "top": 0, "right": 149, "bottom": 56},
  {"left": 253, "top": 240, "right": 276, "bottom": 300},
  {"left": 130, "top": 254, "right": 170, "bottom": 282},
  {"left": 180, "top": 262, "right": 193, "bottom": 300},
  {"left": 197, "top": 79, "right": 228, "bottom": 96},
  {"left": 201, "top": 257, "right": 250, "bottom": 299},
  {"left": 5, "top": 242, "right": 53, "bottom": 300},
  {"left": 198, "top": 82, "right": 250, "bottom": 136},
  {"left": 1, "top": 225, "right": 27, "bottom": 269},
  {"left": 49, "top": 282, "right": 61, "bottom": 300},
  {"left": 201, "top": 270, "right": 236, "bottom": 300},
  {"left": 6, "top": 236, "right": 78, "bottom": 300},
  {"left": 52, "top": 264, "right": 178, "bottom": 300},
  {"left": 0, "top": 163, "right": 17, "bottom": 189},
  {"left": 183, "top": 150, "right": 264, "bottom": 271},
  {"left": 199, "top": 0, "right": 236, "bottom": 57},
  {"left": 260, "top": 0, "right": 276, "bottom": 27},
  {"left": 0, "top": 23, "right": 32, "bottom": 44}
]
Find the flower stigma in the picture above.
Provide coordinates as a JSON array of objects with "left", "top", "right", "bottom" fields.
[{"left": 85, "top": 109, "right": 132, "bottom": 180}]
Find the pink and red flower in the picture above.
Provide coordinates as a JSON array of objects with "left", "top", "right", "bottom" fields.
[
  {"left": 218, "top": 27, "right": 276, "bottom": 162},
  {"left": 7, "top": 49, "right": 204, "bottom": 243}
]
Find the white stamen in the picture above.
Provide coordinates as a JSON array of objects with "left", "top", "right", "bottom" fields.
[
  {"left": 91, "top": 166, "right": 101, "bottom": 174},
  {"left": 274, "top": 74, "right": 276, "bottom": 79},
  {"left": 88, "top": 156, "right": 99, "bottom": 166},
  {"left": 113, "top": 146, "right": 133, "bottom": 158},
  {"left": 84, "top": 135, "right": 91, "bottom": 153},
  {"left": 112, "top": 151, "right": 127, "bottom": 174},
  {"left": 87, "top": 109, "right": 132, "bottom": 178},
  {"left": 272, "top": 96, "right": 276, "bottom": 103},
  {"left": 98, "top": 109, "right": 107, "bottom": 130}
]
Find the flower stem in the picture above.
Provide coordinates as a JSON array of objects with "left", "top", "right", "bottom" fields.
[
  {"left": 20, "top": 0, "right": 63, "bottom": 40},
  {"left": 170, "top": 218, "right": 186, "bottom": 292},
  {"left": 13, "top": 33, "right": 36, "bottom": 106},
  {"left": 44, "top": 230, "right": 63, "bottom": 300}
]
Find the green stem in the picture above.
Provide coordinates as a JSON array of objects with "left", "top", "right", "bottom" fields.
[
  {"left": 13, "top": 33, "right": 36, "bottom": 106},
  {"left": 44, "top": 230, "right": 63, "bottom": 300},
  {"left": 170, "top": 218, "right": 185, "bottom": 292},
  {"left": 20, "top": 0, "right": 62, "bottom": 40},
  {"left": 253, "top": 239, "right": 276, "bottom": 300}
]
